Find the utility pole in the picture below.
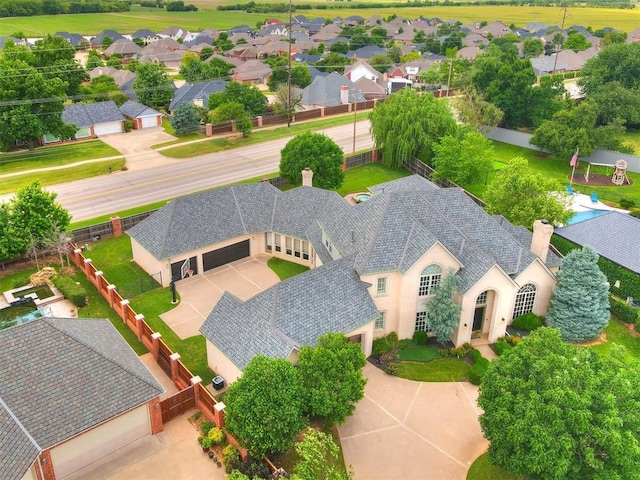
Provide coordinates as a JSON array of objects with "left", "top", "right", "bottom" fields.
[
  {"left": 352, "top": 94, "right": 357, "bottom": 154},
  {"left": 552, "top": 4, "right": 568, "bottom": 75},
  {"left": 287, "top": 0, "right": 293, "bottom": 128}
]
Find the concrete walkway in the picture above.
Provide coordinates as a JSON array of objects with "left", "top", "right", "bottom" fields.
[
  {"left": 338, "top": 363, "right": 488, "bottom": 480},
  {"left": 161, "top": 255, "right": 279, "bottom": 339}
]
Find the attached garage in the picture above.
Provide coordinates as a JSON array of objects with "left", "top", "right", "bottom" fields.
[
  {"left": 141, "top": 115, "right": 159, "bottom": 128},
  {"left": 51, "top": 405, "right": 150, "bottom": 479},
  {"left": 93, "top": 121, "right": 123, "bottom": 136},
  {"left": 202, "top": 240, "right": 250, "bottom": 271},
  {"left": 170, "top": 255, "right": 198, "bottom": 281}
]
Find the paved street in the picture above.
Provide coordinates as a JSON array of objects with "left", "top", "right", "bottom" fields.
[{"left": 50, "top": 120, "right": 374, "bottom": 221}]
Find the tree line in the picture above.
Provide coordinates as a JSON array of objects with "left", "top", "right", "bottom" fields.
[{"left": 0, "top": 0, "right": 130, "bottom": 17}]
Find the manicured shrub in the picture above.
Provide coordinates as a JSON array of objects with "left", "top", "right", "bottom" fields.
[
  {"left": 609, "top": 297, "right": 639, "bottom": 324},
  {"left": 201, "top": 421, "right": 214, "bottom": 436},
  {"left": 384, "top": 363, "right": 399, "bottom": 376},
  {"left": 372, "top": 332, "right": 399, "bottom": 357},
  {"left": 470, "top": 349, "right": 483, "bottom": 363},
  {"left": 448, "top": 343, "right": 473, "bottom": 358},
  {"left": 469, "top": 358, "right": 490, "bottom": 385},
  {"left": 223, "top": 444, "right": 240, "bottom": 473},
  {"left": 619, "top": 198, "right": 636, "bottom": 209},
  {"left": 412, "top": 330, "right": 428, "bottom": 345},
  {"left": 512, "top": 312, "right": 543, "bottom": 331},
  {"left": 52, "top": 275, "right": 87, "bottom": 307},
  {"left": 208, "top": 426, "right": 226, "bottom": 445},
  {"left": 494, "top": 340, "right": 513, "bottom": 356},
  {"left": 437, "top": 348, "right": 449, "bottom": 357}
]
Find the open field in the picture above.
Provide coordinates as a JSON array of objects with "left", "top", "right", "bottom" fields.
[{"left": 1, "top": 5, "right": 638, "bottom": 36}]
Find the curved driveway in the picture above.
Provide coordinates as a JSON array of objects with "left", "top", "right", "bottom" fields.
[
  {"left": 50, "top": 121, "right": 374, "bottom": 222},
  {"left": 338, "top": 364, "right": 488, "bottom": 480}
]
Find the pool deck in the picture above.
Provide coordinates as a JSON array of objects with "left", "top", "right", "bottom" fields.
[{"left": 569, "top": 193, "right": 628, "bottom": 214}]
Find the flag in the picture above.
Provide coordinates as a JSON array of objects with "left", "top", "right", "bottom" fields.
[{"left": 570, "top": 149, "right": 579, "bottom": 167}]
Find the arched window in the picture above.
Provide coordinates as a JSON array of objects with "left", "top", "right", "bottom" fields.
[
  {"left": 513, "top": 284, "right": 536, "bottom": 318},
  {"left": 418, "top": 264, "right": 442, "bottom": 296}
]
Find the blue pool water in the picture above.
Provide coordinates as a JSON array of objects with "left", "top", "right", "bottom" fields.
[{"left": 568, "top": 209, "right": 610, "bottom": 225}]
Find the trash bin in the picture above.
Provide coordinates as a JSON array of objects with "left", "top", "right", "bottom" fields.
[{"left": 212, "top": 376, "right": 225, "bottom": 391}]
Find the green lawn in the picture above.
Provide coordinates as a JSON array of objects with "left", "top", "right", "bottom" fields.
[
  {"left": 0, "top": 159, "right": 125, "bottom": 195},
  {"left": 337, "top": 162, "right": 411, "bottom": 196},
  {"left": 0, "top": 268, "right": 38, "bottom": 292},
  {"left": 397, "top": 340, "right": 440, "bottom": 362},
  {"left": 467, "top": 453, "right": 523, "bottom": 480},
  {"left": 591, "top": 316, "right": 640, "bottom": 360},
  {"left": 159, "top": 112, "right": 371, "bottom": 158},
  {"left": 0, "top": 140, "right": 119, "bottom": 175},
  {"left": 267, "top": 257, "right": 309, "bottom": 280},
  {"left": 70, "top": 201, "right": 168, "bottom": 230},
  {"left": 397, "top": 358, "right": 471, "bottom": 382},
  {"left": 152, "top": 118, "right": 205, "bottom": 148},
  {"left": 621, "top": 129, "right": 640, "bottom": 155}
]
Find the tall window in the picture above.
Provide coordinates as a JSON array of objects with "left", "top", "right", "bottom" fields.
[
  {"left": 274, "top": 233, "right": 281, "bottom": 252},
  {"left": 415, "top": 311, "right": 432, "bottom": 333},
  {"left": 265, "top": 232, "right": 272, "bottom": 252},
  {"left": 476, "top": 291, "right": 488, "bottom": 305},
  {"left": 513, "top": 284, "right": 536, "bottom": 318},
  {"left": 418, "top": 264, "right": 442, "bottom": 296},
  {"left": 375, "top": 311, "right": 386, "bottom": 330},
  {"left": 377, "top": 277, "right": 387, "bottom": 295}
]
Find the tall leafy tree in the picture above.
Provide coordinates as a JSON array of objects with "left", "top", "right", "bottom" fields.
[
  {"left": 0, "top": 202, "right": 26, "bottom": 268},
  {"left": 291, "top": 428, "right": 354, "bottom": 480},
  {"left": 484, "top": 157, "right": 571, "bottom": 228},
  {"left": 133, "top": 62, "right": 174, "bottom": 109},
  {"left": 170, "top": 102, "right": 200, "bottom": 135},
  {"left": 425, "top": 270, "right": 461, "bottom": 343},
  {"left": 10, "top": 181, "right": 71, "bottom": 248},
  {"left": 86, "top": 49, "right": 104, "bottom": 70},
  {"left": 432, "top": 131, "right": 494, "bottom": 187},
  {"left": 224, "top": 356, "right": 307, "bottom": 456},
  {"left": 33, "top": 34, "right": 88, "bottom": 96},
  {"left": 315, "top": 52, "right": 351, "bottom": 74},
  {"left": 266, "top": 58, "right": 311, "bottom": 91},
  {"left": 522, "top": 37, "right": 544, "bottom": 58},
  {"left": 208, "top": 81, "right": 266, "bottom": 117},
  {"left": 546, "top": 246, "right": 610, "bottom": 343},
  {"left": 84, "top": 75, "right": 128, "bottom": 105},
  {"left": 279, "top": 132, "right": 344, "bottom": 189},
  {"left": 297, "top": 332, "right": 366, "bottom": 425},
  {"left": 479, "top": 327, "right": 640, "bottom": 480},
  {"left": 453, "top": 88, "right": 503, "bottom": 131},
  {"left": 563, "top": 32, "right": 590, "bottom": 52},
  {"left": 0, "top": 57, "right": 76, "bottom": 151},
  {"left": 589, "top": 81, "right": 640, "bottom": 127},
  {"left": 369, "top": 88, "right": 457, "bottom": 168},
  {"left": 579, "top": 42, "right": 640, "bottom": 96},
  {"left": 179, "top": 52, "right": 232, "bottom": 83},
  {"left": 272, "top": 84, "right": 302, "bottom": 122},
  {"left": 208, "top": 102, "right": 252, "bottom": 137}
]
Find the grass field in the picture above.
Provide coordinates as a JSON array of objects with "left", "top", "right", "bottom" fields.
[
  {"left": 2, "top": 5, "right": 638, "bottom": 36},
  {"left": 397, "top": 358, "right": 471, "bottom": 382},
  {"left": 467, "top": 453, "right": 523, "bottom": 480}
]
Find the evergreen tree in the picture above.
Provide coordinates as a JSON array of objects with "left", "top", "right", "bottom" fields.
[
  {"left": 546, "top": 246, "right": 610, "bottom": 343},
  {"left": 170, "top": 102, "right": 200, "bottom": 135},
  {"left": 425, "top": 270, "right": 461, "bottom": 343}
]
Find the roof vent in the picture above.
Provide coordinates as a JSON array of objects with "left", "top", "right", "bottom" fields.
[{"left": 351, "top": 230, "right": 356, "bottom": 243}]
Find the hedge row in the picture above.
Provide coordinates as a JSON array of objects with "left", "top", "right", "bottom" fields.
[
  {"left": 52, "top": 276, "right": 87, "bottom": 307},
  {"left": 609, "top": 297, "right": 639, "bottom": 324},
  {"left": 551, "top": 235, "right": 640, "bottom": 300}
]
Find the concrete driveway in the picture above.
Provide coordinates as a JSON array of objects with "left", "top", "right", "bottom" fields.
[
  {"left": 99, "top": 127, "right": 176, "bottom": 170},
  {"left": 338, "top": 363, "right": 488, "bottom": 480},
  {"left": 161, "top": 255, "right": 280, "bottom": 339}
]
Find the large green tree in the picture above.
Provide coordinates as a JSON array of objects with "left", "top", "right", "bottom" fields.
[
  {"left": 589, "top": 81, "right": 640, "bottom": 127},
  {"left": 0, "top": 56, "right": 76, "bottom": 151},
  {"left": 279, "top": 132, "right": 344, "bottom": 189},
  {"left": 297, "top": 332, "right": 366, "bottom": 425},
  {"left": 432, "top": 131, "right": 494, "bottom": 187},
  {"left": 579, "top": 42, "right": 640, "bottom": 96},
  {"left": 0, "top": 202, "right": 26, "bottom": 267},
  {"left": 33, "top": 34, "right": 88, "bottom": 96},
  {"left": 224, "top": 356, "right": 307, "bottom": 456},
  {"left": 546, "top": 246, "right": 610, "bottom": 343},
  {"left": 291, "top": 428, "right": 353, "bottom": 480},
  {"left": 453, "top": 88, "right": 503, "bottom": 131},
  {"left": 563, "top": 32, "right": 590, "bottom": 52},
  {"left": 369, "top": 88, "right": 457, "bottom": 168},
  {"left": 179, "top": 51, "right": 232, "bottom": 83},
  {"left": 133, "top": 62, "right": 174, "bottom": 109},
  {"left": 425, "top": 270, "right": 461, "bottom": 343},
  {"left": 170, "top": 102, "right": 201, "bottom": 135},
  {"left": 265, "top": 55, "right": 311, "bottom": 91},
  {"left": 315, "top": 52, "right": 351, "bottom": 74},
  {"left": 10, "top": 181, "right": 71, "bottom": 249},
  {"left": 208, "top": 102, "right": 252, "bottom": 137},
  {"left": 484, "top": 157, "right": 571, "bottom": 228},
  {"left": 84, "top": 75, "right": 128, "bottom": 105},
  {"left": 479, "top": 327, "right": 640, "bottom": 480},
  {"left": 208, "top": 81, "right": 266, "bottom": 117}
]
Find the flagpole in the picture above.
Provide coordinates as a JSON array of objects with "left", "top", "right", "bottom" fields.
[{"left": 569, "top": 147, "right": 579, "bottom": 187}]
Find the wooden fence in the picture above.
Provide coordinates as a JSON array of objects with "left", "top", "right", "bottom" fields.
[{"left": 161, "top": 386, "right": 196, "bottom": 423}]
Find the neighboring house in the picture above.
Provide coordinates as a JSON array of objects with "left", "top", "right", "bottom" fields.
[
  {"left": 530, "top": 55, "right": 570, "bottom": 76},
  {"left": 260, "top": 24, "right": 288, "bottom": 36},
  {"left": 0, "top": 36, "right": 29, "bottom": 49},
  {"left": 55, "top": 31, "right": 88, "bottom": 48},
  {"left": 128, "top": 175, "right": 559, "bottom": 383},
  {"left": 300, "top": 72, "right": 364, "bottom": 108},
  {"left": 92, "top": 29, "right": 125, "bottom": 48},
  {"left": 131, "top": 28, "right": 161, "bottom": 45},
  {"left": 352, "top": 44, "right": 386, "bottom": 60},
  {"left": 311, "top": 23, "right": 342, "bottom": 43},
  {"left": 169, "top": 80, "right": 227, "bottom": 111},
  {"left": 550, "top": 49, "right": 587, "bottom": 71},
  {"left": 119, "top": 100, "right": 163, "bottom": 129},
  {"left": 160, "top": 26, "right": 196, "bottom": 43},
  {"left": 0, "top": 317, "right": 164, "bottom": 480},
  {"left": 457, "top": 46, "right": 482, "bottom": 61},
  {"left": 554, "top": 211, "right": 640, "bottom": 276},
  {"left": 103, "top": 39, "right": 143, "bottom": 59},
  {"left": 344, "top": 59, "right": 383, "bottom": 83},
  {"left": 89, "top": 66, "right": 135, "bottom": 86},
  {"left": 231, "top": 59, "right": 272, "bottom": 84},
  {"left": 577, "top": 45, "right": 600, "bottom": 61},
  {"left": 355, "top": 76, "right": 386, "bottom": 99},
  {"left": 403, "top": 58, "right": 437, "bottom": 81},
  {"left": 59, "top": 101, "right": 124, "bottom": 140},
  {"left": 139, "top": 49, "right": 187, "bottom": 68},
  {"left": 462, "top": 33, "right": 489, "bottom": 48}
]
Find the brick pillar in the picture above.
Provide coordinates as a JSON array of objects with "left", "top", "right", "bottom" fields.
[
  {"left": 83, "top": 258, "right": 92, "bottom": 276},
  {"left": 107, "top": 284, "right": 117, "bottom": 308},
  {"left": 148, "top": 398, "right": 163, "bottom": 434},
  {"left": 231, "top": 123, "right": 237, "bottom": 133},
  {"left": 72, "top": 248, "right": 82, "bottom": 267},
  {"left": 372, "top": 149, "right": 378, "bottom": 163},
  {"left": 111, "top": 216, "right": 123, "bottom": 237},
  {"left": 320, "top": 107, "right": 325, "bottom": 118},
  {"left": 205, "top": 123, "right": 212, "bottom": 136},
  {"left": 94, "top": 270, "right": 103, "bottom": 290},
  {"left": 214, "top": 401, "right": 226, "bottom": 428},
  {"left": 191, "top": 376, "right": 203, "bottom": 413},
  {"left": 257, "top": 116, "right": 263, "bottom": 127},
  {"left": 134, "top": 313, "right": 145, "bottom": 341},
  {"left": 38, "top": 451, "right": 56, "bottom": 480},
  {"left": 151, "top": 332, "right": 161, "bottom": 360},
  {"left": 120, "top": 299, "right": 130, "bottom": 323},
  {"left": 170, "top": 353, "right": 181, "bottom": 386}
]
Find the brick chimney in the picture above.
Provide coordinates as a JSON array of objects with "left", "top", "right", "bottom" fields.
[
  {"left": 530, "top": 219, "right": 554, "bottom": 261},
  {"left": 302, "top": 167, "right": 313, "bottom": 187},
  {"left": 340, "top": 85, "right": 350, "bottom": 105}
]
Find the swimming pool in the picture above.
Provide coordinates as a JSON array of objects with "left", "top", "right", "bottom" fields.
[{"left": 567, "top": 209, "right": 610, "bottom": 225}]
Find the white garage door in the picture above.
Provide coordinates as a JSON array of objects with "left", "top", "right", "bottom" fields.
[
  {"left": 94, "top": 121, "right": 122, "bottom": 136},
  {"left": 51, "top": 405, "right": 150, "bottom": 479},
  {"left": 141, "top": 115, "right": 158, "bottom": 128}
]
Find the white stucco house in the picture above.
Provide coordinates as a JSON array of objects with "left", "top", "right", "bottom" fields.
[{"left": 128, "top": 174, "right": 560, "bottom": 383}]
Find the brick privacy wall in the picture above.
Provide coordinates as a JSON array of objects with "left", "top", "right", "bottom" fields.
[
  {"left": 38, "top": 450, "right": 55, "bottom": 480},
  {"left": 148, "top": 398, "right": 164, "bottom": 435},
  {"left": 72, "top": 211, "right": 156, "bottom": 243}
]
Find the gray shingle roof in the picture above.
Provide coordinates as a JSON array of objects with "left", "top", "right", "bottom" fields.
[
  {"left": 0, "top": 318, "right": 164, "bottom": 451},
  {"left": 200, "top": 255, "right": 379, "bottom": 369},
  {"left": 119, "top": 100, "right": 161, "bottom": 119},
  {"left": 301, "top": 72, "right": 364, "bottom": 107},
  {"left": 169, "top": 80, "right": 227, "bottom": 111},
  {"left": 0, "top": 399, "right": 40, "bottom": 480},
  {"left": 555, "top": 211, "right": 640, "bottom": 275},
  {"left": 62, "top": 101, "right": 124, "bottom": 126}
]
